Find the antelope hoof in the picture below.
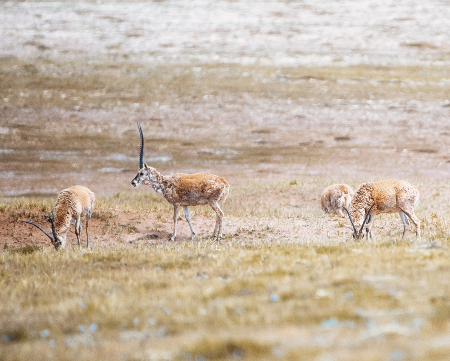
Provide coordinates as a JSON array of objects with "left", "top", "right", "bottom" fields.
[{"left": 169, "top": 234, "right": 175, "bottom": 241}]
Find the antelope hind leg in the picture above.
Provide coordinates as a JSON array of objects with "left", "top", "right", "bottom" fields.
[
  {"left": 85, "top": 216, "right": 90, "bottom": 248},
  {"left": 183, "top": 206, "right": 196, "bottom": 238},
  {"left": 209, "top": 201, "right": 224, "bottom": 240},
  {"left": 212, "top": 212, "right": 219, "bottom": 238}
]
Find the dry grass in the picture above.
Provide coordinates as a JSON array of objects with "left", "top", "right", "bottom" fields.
[
  {"left": 2, "top": 178, "right": 450, "bottom": 360},
  {"left": 2, "top": 233, "right": 450, "bottom": 360}
]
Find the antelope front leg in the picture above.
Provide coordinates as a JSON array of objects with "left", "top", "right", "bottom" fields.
[
  {"left": 402, "top": 209, "right": 421, "bottom": 238},
  {"left": 75, "top": 217, "right": 81, "bottom": 246},
  {"left": 365, "top": 226, "right": 373, "bottom": 239},
  {"left": 399, "top": 211, "right": 409, "bottom": 238},
  {"left": 364, "top": 214, "right": 374, "bottom": 240},
  {"left": 74, "top": 225, "right": 79, "bottom": 246},
  {"left": 170, "top": 205, "right": 179, "bottom": 241},
  {"left": 183, "top": 207, "right": 196, "bottom": 238}
]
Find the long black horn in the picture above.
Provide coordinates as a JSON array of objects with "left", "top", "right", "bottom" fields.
[
  {"left": 343, "top": 206, "right": 357, "bottom": 234},
  {"left": 359, "top": 203, "right": 375, "bottom": 233},
  {"left": 138, "top": 122, "right": 144, "bottom": 169},
  {"left": 21, "top": 221, "right": 54, "bottom": 241}
]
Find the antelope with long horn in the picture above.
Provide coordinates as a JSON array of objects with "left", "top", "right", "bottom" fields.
[
  {"left": 21, "top": 185, "right": 95, "bottom": 248},
  {"left": 343, "top": 179, "right": 420, "bottom": 240},
  {"left": 131, "top": 123, "right": 230, "bottom": 241},
  {"left": 321, "top": 184, "right": 354, "bottom": 217}
]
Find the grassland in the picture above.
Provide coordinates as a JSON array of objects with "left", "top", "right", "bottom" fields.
[
  {"left": 2, "top": 178, "right": 450, "bottom": 360},
  {"left": 2, "top": 227, "right": 450, "bottom": 361}
]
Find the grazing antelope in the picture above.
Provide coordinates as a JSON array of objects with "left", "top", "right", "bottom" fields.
[
  {"left": 321, "top": 184, "right": 354, "bottom": 217},
  {"left": 21, "top": 186, "right": 95, "bottom": 248},
  {"left": 131, "top": 123, "right": 229, "bottom": 241},
  {"left": 343, "top": 179, "right": 420, "bottom": 240}
]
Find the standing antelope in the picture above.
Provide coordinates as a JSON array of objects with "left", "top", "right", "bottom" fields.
[
  {"left": 343, "top": 179, "right": 420, "bottom": 240},
  {"left": 131, "top": 123, "right": 229, "bottom": 241},
  {"left": 21, "top": 185, "right": 95, "bottom": 248},
  {"left": 321, "top": 184, "right": 354, "bottom": 217}
]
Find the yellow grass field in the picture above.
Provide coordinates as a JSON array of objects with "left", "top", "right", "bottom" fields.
[{"left": 2, "top": 180, "right": 450, "bottom": 360}]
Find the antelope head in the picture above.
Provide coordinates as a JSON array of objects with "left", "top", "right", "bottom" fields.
[
  {"left": 21, "top": 213, "right": 63, "bottom": 249},
  {"left": 131, "top": 122, "right": 150, "bottom": 188},
  {"left": 343, "top": 203, "right": 375, "bottom": 240}
]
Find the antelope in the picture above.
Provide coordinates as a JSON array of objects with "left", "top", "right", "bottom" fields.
[
  {"left": 131, "top": 123, "right": 229, "bottom": 241},
  {"left": 21, "top": 185, "right": 95, "bottom": 248},
  {"left": 321, "top": 184, "right": 354, "bottom": 217},
  {"left": 343, "top": 179, "right": 420, "bottom": 240}
]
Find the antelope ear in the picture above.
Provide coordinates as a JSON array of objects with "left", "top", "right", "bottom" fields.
[{"left": 144, "top": 163, "right": 149, "bottom": 170}]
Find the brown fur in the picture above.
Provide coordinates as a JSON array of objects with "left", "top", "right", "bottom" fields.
[
  {"left": 132, "top": 165, "right": 229, "bottom": 240},
  {"left": 54, "top": 186, "right": 95, "bottom": 247},
  {"left": 348, "top": 179, "right": 420, "bottom": 239},
  {"left": 321, "top": 184, "right": 354, "bottom": 217}
]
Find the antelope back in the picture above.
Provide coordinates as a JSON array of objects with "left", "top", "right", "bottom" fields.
[{"left": 54, "top": 186, "right": 95, "bottom": 231}]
